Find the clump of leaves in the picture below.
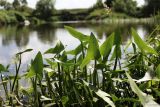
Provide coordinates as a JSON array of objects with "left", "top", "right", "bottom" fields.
[{"left": 0, "top": 26, "right": 160, "bottom": 107}]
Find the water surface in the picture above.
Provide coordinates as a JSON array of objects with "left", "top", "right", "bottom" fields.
[{"left": 0, "top": 22, "right": 156, "bottom": 67}]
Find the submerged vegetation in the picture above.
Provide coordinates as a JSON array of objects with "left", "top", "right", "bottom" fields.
[{"left": 0, "top": 26, "right": 160, "bottom": 106}]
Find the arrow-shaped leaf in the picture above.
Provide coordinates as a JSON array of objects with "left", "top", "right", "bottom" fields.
[
  {"left": 126, "top": 72, "right": 160, "bottom": 107},
  {"left": 27, "top": 52, "right": 43, "bottom": 79},
  {"left": 65, "top": 26, "right": 89, "bottom": 41},
  {"left": 131, "top": 28, "right": 158, "bottom": 55},
  {"left": 44, "top": 41, "right": 64, "bottom": 54},
  {"left": 80, "top": 33, "right": 101, "bottom": 69}
]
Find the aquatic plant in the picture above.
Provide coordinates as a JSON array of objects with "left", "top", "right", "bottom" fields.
[{"left": 0, "top": 26, "right": 160, "bottom": 107}]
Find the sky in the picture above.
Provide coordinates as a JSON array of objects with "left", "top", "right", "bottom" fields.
[{"left": 8, "top": 0, "right": 145, "bottom": 9}]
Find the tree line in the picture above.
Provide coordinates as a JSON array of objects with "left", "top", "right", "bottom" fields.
[
  {"left": 0, "top": 0, "right": 160, "bottom": 21},
  {"left": 104, "top": 0, "right": 160, "bottom": 17}
]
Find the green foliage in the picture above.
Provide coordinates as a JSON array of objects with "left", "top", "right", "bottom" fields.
[
  {"left": 14, "top": 11, "right": 26, "bottom": 22},
  {"left": 0, "top": 0, "right": 12, "bottom": 10},
  {"left": 0, "top": 64, "right": 5, "bottom": 72},
  {"left": 48, "top": 16, "right": 59, "bottom": 22},
  {"left": 126, "top": 72, "right": 160, "bottom": 106},
  {"left": 0, "top": 10, "right": 28, "bottom": 24},
  {"left": 65, "top": 26, "right": 89, "bottom": 41},
  {"left": 112, "top": 0, "right": 137, "bottom": 16},
  {"left": 92, "top": 0, "right": 104, "bottom": 9},
  {"left": 12, "top": 0, "right": 20, "bottom": 9},
  {"left": 100, "top": 32, "right": 114, "bottom": 62},
  {"left": 35, "top": 0, "right": 56, "bottom": 20},
  {"left": 0, "top": 11, "right": 10, "bottom": 24},
  {"left": 45, "top": 41, "right": 64, "bottom": 54},
  {"left": 12, "top": 0, "right": 28, "bottom": 10},
  {"left": 142, "top": 0, "right": 160, "bottom": 17},
  {"left": 156, "top": 64, "right": 160, "bottom": 79},
  {"left": 29, "top": 17, "right": 41, "bottom": 24},
  {"left": 86, "top": 9, "right": 109, "bottom": 20},
  {"left": 108, "top": 12, "right": 131, "bottom": 19},
  {"left": 0, "top": 26, "right": 160, "bottom": 106},
  {"left": 131, "top": 28, "right": 158, "bottom": 55},
  {"left": 27, "top": 52, "right": 43, "bottom": 79},
  {"left": 104, "top": 0, "right": 114, "bottom": 8},
  {"left": 80, "top": 33, "right": 101, "bottom": 69},
  {"left": 16, "top": 49, "right": 33, "bottom": 55},
  {"left": 83, "top": 80, "right": 115, "bottom": 107}
]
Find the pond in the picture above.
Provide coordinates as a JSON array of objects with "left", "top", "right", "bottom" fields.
[{"left": 0, "top": 22, "right": 157, "bottom": 68}]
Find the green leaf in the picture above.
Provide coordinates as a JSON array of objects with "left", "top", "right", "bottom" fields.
[
  {"left": 41, "top": 96, "right": 52, "bottom": 101},
  {"left": 53, "top": 58, "right": 76, "bottom": 66},
  {"left": 100, "top": 33, "right": 114, "bottom": 62},
  {"left": 155, "top": 64, "right": 160, "bottom": 79},
  {"left": 131, "top": 28, "right": 158, "bottom": 55},
  {"left": 80, "top": 56, "right": 90, "bottom": 69},
  {"left": 45, "top": 59, "right": 57, "bottom": 69},
  {"left": 114, "top": 30, "right": 121, "bottom": 46},
  {"left": 65, "top": 26, "right": 89, "bottom": 41},
  {"left": 126, "top": 72, "right": 160, "bottom": 107},
  {"left": 67, "top": 42, "right": 87, "bottom": 55},
  {"left": 73, "top": 86, "right": 83, "bottom": 105},
  {"left": 111, "top": 45, "right": 121, "bottom": 60},
  {"left": 0, "top": 64, "right": 6, "bottom": 72},
  {"left": 110, "top": 31, "right": 122, "bottom": 60},
  {"left": 76, "top": 54, "right": 83, "bottom": 65},
  {"left": 44, "top": 68, "right": 54, "bottom": 73},
  {"left": 27, "top": 52, "right": 43, "bottom": 79},
  {"left": 44, "top": 103, "right": 56, "bottom": 107},
  {"left": 61, "top": 96, "right": 69, "bottom": 106},
  {"left": 95, "top": 89, "right": 110, "bottom": 97},
  {"left": 95, "top": 90, "right": 115, "bottom": 107},
  {"left": 16, "top": 49, "right": 33, "bottom": 55},
  {"left": 116, "top": 98, "right": 139, "bottom": 103},
  {"left": 44, "top": 41, "right": 64, "bottom": 54},
  {"left": 152, "top": 88, "right": 160, "bottom": 97},
  {"left": 132, "top": 42, "right": 137, "bottom": 53},
  {"left": 124, "top": 39, "right": 132, "bottom": 52},
  {"left": 59, "top": 51, "right": 67, "bottom": 62},
  {"left": 80, "top": 33, "right": 101, "bottom": 69},
  {"left": 82, "top": 80, "right": 115, "bottom": 107},
  {"left": 137, "top": 71, "right": 155, "bottom": 83}
]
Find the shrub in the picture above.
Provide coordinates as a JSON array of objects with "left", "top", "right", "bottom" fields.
[
  {"left": 14, "top": 11, "right": 26, "bottom": 22},
  {"left": 0, "top": 11, "right": 10, "bottom": 24},
  {"left": 29, "top": 17, "right": 40, "bottom": 24},
  {"left": 47, "top": 16, "right": 59, "bottom": 22},
  {"left": 86, "top": 9, "right": 109, "bottom": 20},
  {"left": 0, "top": 10, "right": 27, "bottom": 24}
]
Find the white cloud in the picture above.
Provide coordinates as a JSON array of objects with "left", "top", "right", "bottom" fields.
[{"left": 7, "top": 0, "right": 145, "bottom": 9}]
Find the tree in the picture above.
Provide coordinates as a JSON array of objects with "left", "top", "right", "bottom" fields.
[
  {"left": 35, "top": 0, "right": 56, "bottom": 20},
  {"left": 142, "top": 0, "right": 160, "bottom": 17},
  {"left": 94, "top": 0, "right": 104, "bottom": 9},
  {"left": 12, "top": 0, "right": 20, "bottom": 9},
  {"left": 12, "top": 0, "right": 28, "bottom": 10},
  {"left": 0, "top": 0, "right": 12, "bottom": 10},
  {"left": 112, "top": 0, "right": 137, "bottom": 16},
  {"left": 21, "top": 0, "right": 27, "bottom": 6},
  {"left": 104, "top": 0, "right": 114, "bottom": 8}
]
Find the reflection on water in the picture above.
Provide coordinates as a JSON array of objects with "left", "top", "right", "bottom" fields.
[{"left": 0, "top": 22, "right": 157, "bottom": 65}]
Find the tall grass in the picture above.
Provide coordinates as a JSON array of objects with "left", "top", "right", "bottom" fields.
[{"left": 0, "top": 26, "right": 160, "bottom": 107}]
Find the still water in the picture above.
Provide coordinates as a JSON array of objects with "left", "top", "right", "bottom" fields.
[{"left": 0, "top": 22, "right": 157, "bottom": 66}]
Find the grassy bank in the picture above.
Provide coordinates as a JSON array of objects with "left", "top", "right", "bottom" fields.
[
  {"left": 0, "top": 25, "right": 160, "bottom": 106},
  {"left": 0, "top": 8, "right": 160, "bottom": 25},
  {"left": 0, "top": 10, "right": 26, "bottom": 25},
  {"left": 0, "top": 10, "right": 45, "bottom": 25}
]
